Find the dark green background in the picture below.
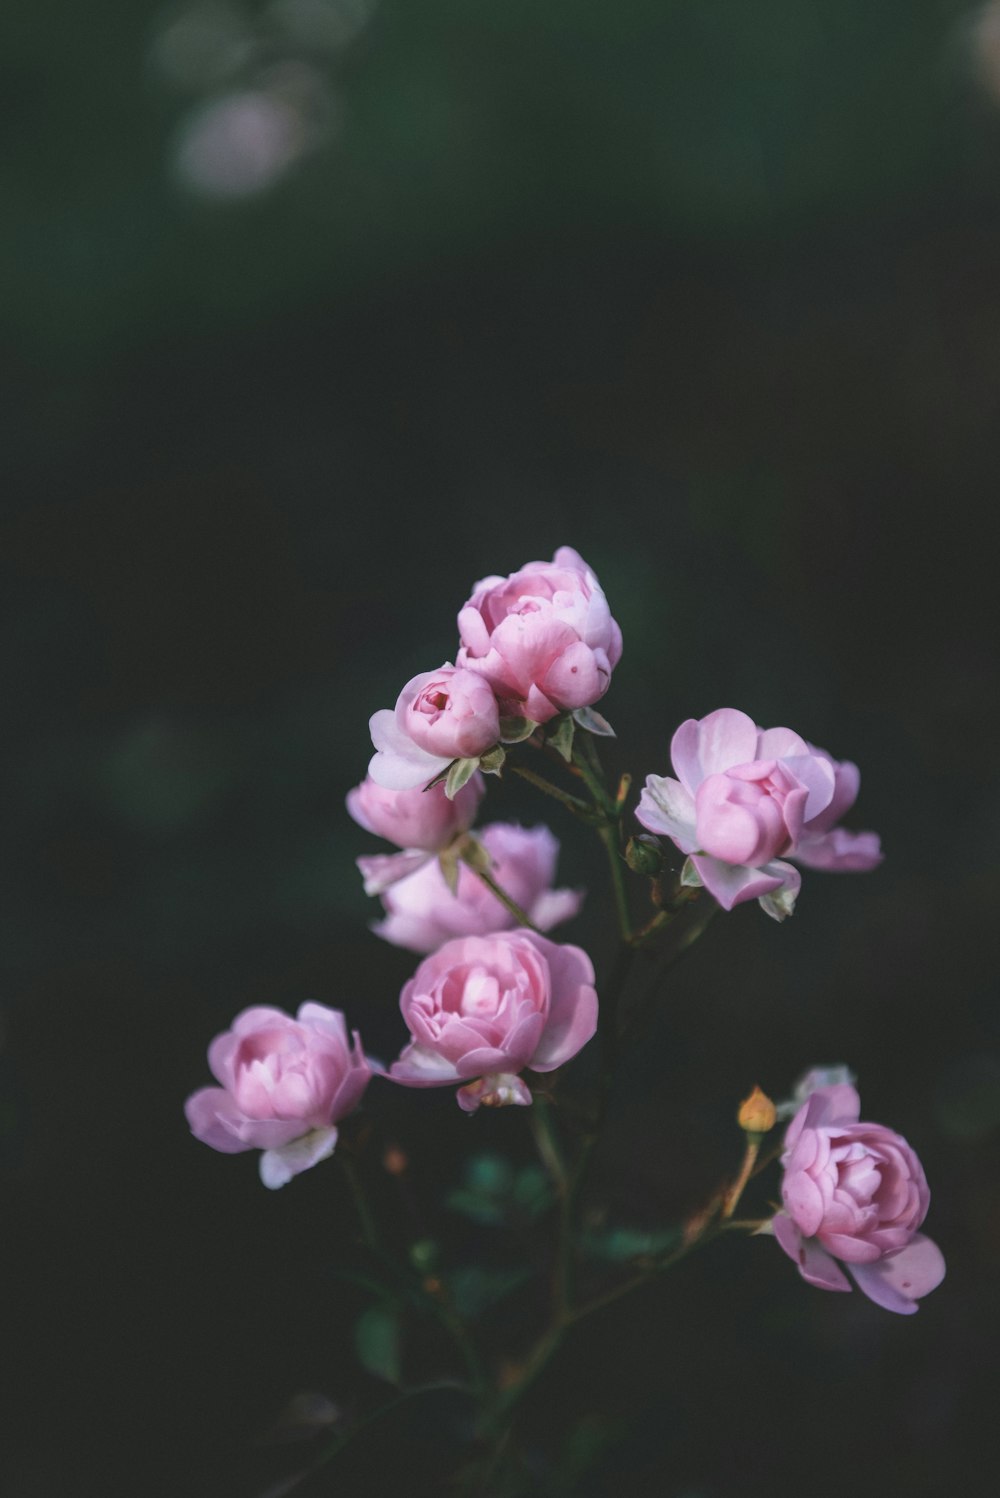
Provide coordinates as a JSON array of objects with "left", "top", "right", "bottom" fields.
[{"left": 4, "top": 2, "right": 1000, "bottom": 1494}]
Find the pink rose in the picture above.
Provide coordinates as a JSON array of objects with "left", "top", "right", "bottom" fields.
[
  {"left": 368, "top": 666, "right": 501, "bottom": 792},
  {"left": 773, "top": 1083, "right": 945, "bottom": 1314},
  {"left": 372, "top": 822, "right": 583, "bottom": 954},
  {"left": 456, "top": 546, "right": 623, "bottom": 724},
  {"left": 389, "top": 930, "right": 598, "bottom": 1112},
  {"left": 636, "top": 708, "right": 879, "bottom": 919},
  {"left": 347, "top": 772, "right": 485, "bottom": 895},
  {"left": 185, "top": 1003, "right": 373, "bottom": 1188},
  {"left": 794, "top": 746, "right": 883, "bottom": 872}
]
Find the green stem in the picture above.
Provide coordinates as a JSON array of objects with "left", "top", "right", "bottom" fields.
[
  {"left": 340, "top": 1154, "right": 487, "bottom": 1397},
  {"left": 509, "top": 762, "right": 592, "bottom": 817},
  {"left": 340, "top": 1152, "right": 383, "bottom": 1259},
  {"left": 598, "top": 823, "right": 632, "bottom": 943},
  {"left": 531, "top": 1096, "right": 574, "bottom": 1318},
  {"left": 463, "top": 859, "right": 539, "bottom": 931}
]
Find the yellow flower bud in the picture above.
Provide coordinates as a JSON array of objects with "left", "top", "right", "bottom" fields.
[{"left": 738, "top": 1085, "right": 777, "bottom": 1135}]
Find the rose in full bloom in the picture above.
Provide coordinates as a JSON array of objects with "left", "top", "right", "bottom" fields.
[
  {"left": 372, "top": 822, "right": 583, "bottom": 954},
  {"left": 456, "top": 546, "right": 623, "bottom": 724},
  {"left": 347, "top": 772, "right": 485, "bottom": 894},
  {"left": 389, "top": 930, "right": 597, "bottom": 1112},
  {"left": 636, "top": 708, "right": 879, "bottom": 919},
  {"left": 773, "top": 1082, "right": 945, "bottom": 1314},
  {"left": 185, "top": 1003, "right": 373, "bottom": 1188},
  {"left": 368, "top": 665, "right": 501, "bottom": 792}
]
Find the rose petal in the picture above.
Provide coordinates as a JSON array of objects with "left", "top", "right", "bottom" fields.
[
  {"left": 848, "top": 1234, "right": 945, "bottom": 1313},
  {"left": 259, "top": 1126, "right": 339, "bottom": 1190}
]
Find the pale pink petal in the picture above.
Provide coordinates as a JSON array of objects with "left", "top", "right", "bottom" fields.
[
  {"left": 368, "top": 710, "right": 449, "bottom": 790},
  {"left": 389, "top": 1044, "right": 464, "bottom": 1087},
  {"left": 756, "top": 725, "right": 810, "bottom": 760},
  {"left": 528, "top": 937, "right": 598, "bottom": 1071},
  {"left": 794, "top": 828, "right": 883, "bottom": 872},
  {"left": 780, "top": 754, "right": 836, "bottom": 823},
  {"left": 783, "top": 1170, "right": 826, "bottom": 1237},
  {"left": 529, "top": 886, "right": 584, "bottom": 931},
  {"left": 357, "top": 850, "right": 431, "bottom": 896},
  {"left": 690, "top": 854, "right": 784, "bottom": 911},
  {"left": 185, "top": 1087, "right": 255, "bottom": 1153},
  {"left": 258, "top": 1126, "right": 339, "bottom": 1189},
  {"left": 849, "top": 1234, "right": 945, "bottom": 1314},
  {"left": 635, "top": 776, "right": 698, "bottom": 851},
  {"left": 689, "top": 709, "right": 758, "bottom": 784},
  {"left": 772, "top": 1212, "right": 852, "bottom": 1291}
]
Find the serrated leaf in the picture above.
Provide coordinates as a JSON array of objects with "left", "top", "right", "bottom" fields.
[
  {"left": 572, "top": 705, "right": 616, "bottom": 737},
  {"left": 499, "top": 716, "right": 539, "bottom": 744},
  {"left": 445, "top": 757, "right": 480, "bottom": 799},
  {"left": 547, "top": 714, "right": 576, "bottom": 762},
  {"left": 354, "top": 1304, "right": 402, "bottom": 1384}
]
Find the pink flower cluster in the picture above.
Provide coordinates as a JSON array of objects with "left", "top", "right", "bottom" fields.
[
  {"left": 368, "top": 547, "right": 622, "bottom": 792},
  {"left": 774, "top": 1081, "right": 944, "bottom": 1314},
  {"left": 636, "top": 707, "right": 881, "bottom": 918}
]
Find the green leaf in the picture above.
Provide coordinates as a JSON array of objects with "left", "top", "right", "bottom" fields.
[
  {"left": 354, "top": 1304, "right": 403, "bottom": 1384},
  {"left": 478, "top": 744, "right": 506, "bottom": 775},
  {"left": 498, "top": 716, "right": 538, "bottom": 744},
  {"left": 547, "top": 713, "right": 576, "bottom": 762},
  {"left": 444, "top": 1266, "right": 532, "bottom": 1320},
  {"left": 511, "top": 1164, "right": 551, "bottom": 1219},
  {"left": 438, "top": 847, "right": 461, "bottom": 894},
  {"left": 445, "top": 757, "right": 480, "bottom": 799},
  {"left": 580, "top": 1224, "right": 683, "bottom": 1263},
  {"left": 572, "top": 705, "right": 615, "bottom": 737}
]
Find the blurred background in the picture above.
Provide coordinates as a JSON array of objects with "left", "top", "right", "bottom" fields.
[{"left": 4, "top": 1, "right": 1000, "bottom": 1493}]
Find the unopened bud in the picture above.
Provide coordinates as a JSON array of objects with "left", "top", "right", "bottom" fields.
[
  {"left": 625, "top": 834, "right": 663, "bottom": 876},
  {"left": 382, "top": 1144, "right": 408, "bottom": 1176},
  {"left": 738, "top": 1086, "right": 777, "bottom": 1135}
]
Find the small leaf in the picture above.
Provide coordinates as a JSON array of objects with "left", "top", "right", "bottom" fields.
[
  {"left": 680, "top": 857, "right": 703, "bottom": 888},
  {"left": 438, "top": 847, "right": 461, "bottom": 894},
  {"left": 467, "top": 1153, "right": 514, "bottom": 1195},
  {"left": 511, "top": 1164, "right": 551, "bottom": 1220},
  {"left": 572, "top": 705, "right": 616, "bottom": 737},
  {"left": 478, "top": 744, "right": 506, "bottom": 775},
  {"left": 547, "top": 714, "right": 576, "bottom": 762},
  {"left": 580, "top": 1224, "right": 682, "bottom": 1263},
  {"left": 499, "top": 716, "right": 538, "bottom": 744},
  {"left": 445, "top": 757, "right": 480, "bottom": 799},
  {"left": 354, "top": 1304, "right": 402, "bottom": 1384},
  {"left": 444, "top": 1266, "right": 531, "bottom": 1320}
]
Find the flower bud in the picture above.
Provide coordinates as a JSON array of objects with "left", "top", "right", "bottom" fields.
[
  {"left": 625, "top": 834, "right": 663, "bottom": 876},
  {"left": 738, "top": 1085, "right": 777, "bottom": 1135}
]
